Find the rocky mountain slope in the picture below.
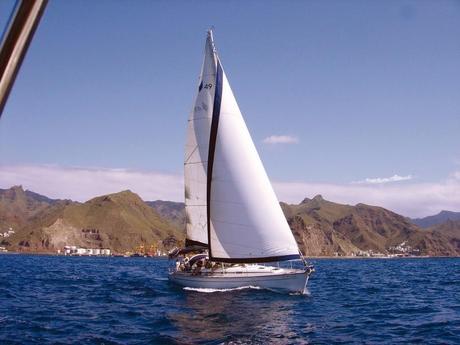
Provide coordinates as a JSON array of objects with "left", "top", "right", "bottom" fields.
[
  {"left": 149, "top": 195, "right": 459, "bottom": 256},
  {"left": 146, "top": 200, "right": 185, "bottom": 230},
  {"left": 1, "top": 186, "right": 459, "bottom": 256},
  {"left": 411, "top": 210, "right": 460, "bottom": 228},
  {"left": 427, "top": 220, "right": 460, "bottom": 252},
  {"left": 0, "top": 186, "right": 61, "bottom": 229},
  {"left": 282, "top": 195, "right": 457, "bottom": 256},
  {"left": 2, "top": 188, "right": 182, "bottom": 253}
]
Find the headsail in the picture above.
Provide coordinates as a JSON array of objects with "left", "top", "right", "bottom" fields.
[
  {"left": 186, "top": 30, "right": 300, "bottom": 262},
  {"left": 184, "top": 31, "right": 216, "bottom": 247}
]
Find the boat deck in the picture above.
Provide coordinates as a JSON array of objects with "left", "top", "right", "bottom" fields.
[{"left": 173, "top": 264, "right": 305, "bottom": 278}]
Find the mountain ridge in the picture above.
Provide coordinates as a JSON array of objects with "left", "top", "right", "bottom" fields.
[
  {"left": 411, "top": 210, "right": 460, "bottom": 228},
  {"left": 1, "top": 186, "right": 459, "bottom": 256},
  {"left": 1, "top": 188, "right": 182, "bottom": 253}
]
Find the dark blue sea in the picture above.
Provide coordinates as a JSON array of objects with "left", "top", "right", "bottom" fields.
[{"left": 0, "top": 255, "right": 459, "bottom": 344}]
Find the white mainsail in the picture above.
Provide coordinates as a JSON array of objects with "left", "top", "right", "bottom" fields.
[
  {"left": 185, "top": 30, "right": 300, "bottom": 262},
  {"left": 184, "top": 31, "right": 216, "bottom": 246}
]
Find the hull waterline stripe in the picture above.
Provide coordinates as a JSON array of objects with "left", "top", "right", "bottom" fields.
[{"left": 207, "top": 59, "right": 223, "bottom": 259}]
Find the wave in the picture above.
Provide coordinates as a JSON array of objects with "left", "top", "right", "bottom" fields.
[
  {"left": 183, "top": 285, "right": 261, "bottom": 293},
  {"left": 290, "top": 288, "right": 311, "bottom": 296}
]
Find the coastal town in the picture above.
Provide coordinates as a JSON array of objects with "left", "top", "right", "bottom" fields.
[
  {"left": 59, "top": 244, "right": 168, "bottom": 258},
  {"left": 0, "top": 223, "right": 429, "bottom": 258},
  {"left": 340, "top": 241, "right": 422, "bottom": 258}
]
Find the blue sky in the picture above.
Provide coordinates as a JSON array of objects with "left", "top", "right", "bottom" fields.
[{"left": 0, "top": 0, "right": 459, "bottom": 216}]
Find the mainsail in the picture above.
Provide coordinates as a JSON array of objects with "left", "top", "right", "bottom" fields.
[
  {"left": 184, "top": 30, "right": 300, "bottom": 262},
  {"left": 184, "top": 31, "right": 217, "bottom": 247}
]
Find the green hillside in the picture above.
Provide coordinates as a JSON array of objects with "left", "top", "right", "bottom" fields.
[{"left": 5, "top": 189, "right": 183, "bottom": 253}]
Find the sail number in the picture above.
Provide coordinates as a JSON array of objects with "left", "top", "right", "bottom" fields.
[{"left": 203, "top": 83, "right": 213, "bottom": 89}]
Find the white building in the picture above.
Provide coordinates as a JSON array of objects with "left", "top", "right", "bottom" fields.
[
  {"left": 101, "top": 248, "right": 111, "bottom": 256},
  {"left": 76, "top": 248, "right": 87, "bottom": 255},
  {"left": 63, "top": 246, "right": 111, "bottom": 256}
]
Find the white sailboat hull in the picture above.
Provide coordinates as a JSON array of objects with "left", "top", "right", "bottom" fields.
[{"left": 169, "top": 265, "right": 309, "bottom": 293}]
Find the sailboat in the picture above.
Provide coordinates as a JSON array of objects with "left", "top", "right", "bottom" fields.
[{"left": 169, "top": 30, "right": 314, "bottom": 293}]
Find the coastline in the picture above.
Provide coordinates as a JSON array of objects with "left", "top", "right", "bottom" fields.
[{"left": 1, "top": 251, "right": 458, "bottom": 259}]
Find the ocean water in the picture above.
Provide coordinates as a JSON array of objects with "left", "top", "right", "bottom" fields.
[{"left": 0, "top": 255, "right": 459, "bottom": 344}]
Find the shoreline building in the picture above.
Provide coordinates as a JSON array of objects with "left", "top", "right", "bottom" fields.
[{"left": 63, "top": 246, "right": 111, "bottom": 256}]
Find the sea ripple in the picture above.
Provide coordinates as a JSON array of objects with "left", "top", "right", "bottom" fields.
[{"left": 0, "top": 255, "right": 459, "bottom": 344}]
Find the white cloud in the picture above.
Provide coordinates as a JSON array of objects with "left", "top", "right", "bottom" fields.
[
  {"left": 451, "top": 171, "right": 460, "bottom": 180},
  {"left": 352, "top": 174, "right": 413, "bottom": 184},
  {"left": 262, "top": 135, "right": 299, "bottom": 144},
  {"left": 1, "top": 164, "right": 459, "bottom": 218},
  {"left": 272, "top": 174, "right": 460, "bottom": 218},
  {"left": 0, "top": 164, "right": 183, "bottom": 202}
]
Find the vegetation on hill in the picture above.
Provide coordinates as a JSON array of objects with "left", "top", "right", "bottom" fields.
[
  {"left": 147, "top": 194, "right": 460, "bottom": 257},
  {"left": 0, "top": 185, "right": 59, "bottom": 229},
  {"left": 281, "top": 196, "right": 457, "bottom": 256},
  {"left": 1, "top": 186, "right": 459, "bottom": 256},
  {"left": 2, "top": 188, "right": 182, "bottom": 253}
]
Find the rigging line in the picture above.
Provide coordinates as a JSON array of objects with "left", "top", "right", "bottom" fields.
[{"left": 184, "top": 145, "right": 199, "bottom": 163}]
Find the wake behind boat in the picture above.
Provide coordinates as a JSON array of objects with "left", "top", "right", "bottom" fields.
[{"left": 169, "top": 30, "right": 314, "bottom": 293}]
